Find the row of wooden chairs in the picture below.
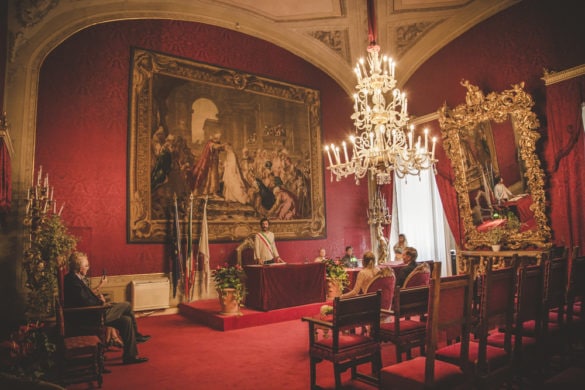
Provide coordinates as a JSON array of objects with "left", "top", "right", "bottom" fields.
[{"left": 302, "top": 248, "right": 585, "bottom": 389}]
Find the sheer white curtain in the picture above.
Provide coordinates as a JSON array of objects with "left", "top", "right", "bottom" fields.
[{"left": 390, "top": 169, "right": 456, "bottom": 275}]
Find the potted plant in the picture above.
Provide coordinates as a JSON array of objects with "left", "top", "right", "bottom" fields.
[
  {"left": 323, "top": 258, "right": 349, "bottom": 299},
  {"left": 486, "top": 227, "right": 507, "bottom": 252},
  {"left": 212, "top": 263, "right": 247, "bottom": 315}
]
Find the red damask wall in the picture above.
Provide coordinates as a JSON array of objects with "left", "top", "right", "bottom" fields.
[{"left": 35, "top": 21, "right": 369, "bottom": 276}]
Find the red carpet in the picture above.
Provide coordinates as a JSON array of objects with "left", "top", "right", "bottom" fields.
[
  {"left": 178, "top": 299, "right": 329, "bottom": 331},
  {"left": 67, "top": 314, "right": 399, "bottom": 390}
]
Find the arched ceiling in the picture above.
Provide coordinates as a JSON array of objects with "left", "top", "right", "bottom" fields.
[{"left": 8, "top": 0, "right": 519, "bottom": 95}]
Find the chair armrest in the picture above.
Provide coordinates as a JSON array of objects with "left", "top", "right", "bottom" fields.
[
  {"left": 63, "top": 303, "right": 111, "bottom": 313},
  {"left": 381, "top": 309, "right": 394, "bottom": 316},
  {"left": 301, "top": 316, "right": 333, "bottom": 329}
]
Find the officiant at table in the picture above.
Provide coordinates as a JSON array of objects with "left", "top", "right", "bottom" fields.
[{"left": 253, "top": 218, "right": 284, "bottom": 264}]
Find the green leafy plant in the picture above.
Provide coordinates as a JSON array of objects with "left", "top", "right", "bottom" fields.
[
  {"left": 23, "top": 214, "right": 77, "bottom": 318},
  {"left": 0, "top": 322, "right": 56, "bottom": 381},
  {"left": 323, "top": 258, "right": 349, "bottom": 289},
  {"left": 486, "top": 227, "right": 507, "bottom": 246},
  {"left": 212, "top": 263, "right": 247, "bottom": 305}
]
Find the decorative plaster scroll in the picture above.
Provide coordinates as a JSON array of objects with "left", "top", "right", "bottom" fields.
[
  {"left": 17, "top": 0, "right": 59, "bottom": 27},
  {"left": 309, "top": 29, "right": 351, "bottom": 63}
]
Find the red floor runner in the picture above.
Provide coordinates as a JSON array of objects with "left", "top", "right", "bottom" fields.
[{"left": 67, "top": 314, "right": 400, "bottom": 390}]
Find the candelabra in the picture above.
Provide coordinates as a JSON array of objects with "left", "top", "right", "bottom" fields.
[
  {"left": 367, "top": 189, "right": 391, "bottom": 226},
  {"left": 24, "top": 166, "right": 64, "bottom": 234},
  {"left": 324, "top": 45, "right": 437, "bottom": 185}
]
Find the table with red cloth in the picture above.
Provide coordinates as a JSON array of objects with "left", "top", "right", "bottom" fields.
[{"left": 244, "top": 263, "right": 326, "bottom": 311}]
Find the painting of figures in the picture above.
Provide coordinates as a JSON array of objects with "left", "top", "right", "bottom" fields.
[{"left": 128, "top": 48, "right": 325, "bottom": 242}]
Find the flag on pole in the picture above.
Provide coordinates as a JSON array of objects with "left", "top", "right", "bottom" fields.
[
  {"left": 171, "top": 193, "right": 183, "bottom": 298},
  {"left": 186, "top": 193, "right": 194, "bottom": 301},
  {"left": 199, "top": 197, "right": 211, "bottom": 295}
]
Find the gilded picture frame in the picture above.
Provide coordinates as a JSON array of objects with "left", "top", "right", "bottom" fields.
[
  {"left": 128, "top": 48, "right": 325, "bottom": 243},
  {"left": 439, "top": 80, "right": 551, "bottom": 249}
]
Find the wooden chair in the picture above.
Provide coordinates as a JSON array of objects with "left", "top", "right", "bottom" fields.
[
  {"left": 55, "top": 298, "right": 104, "bottom": 388},
  {"left": 402, "top": 262, "right": 432, "bottom": 288},
  {"left": 566, "top": 254, "right": 585, "bottom": 349},
  {"left": 302, "top": 291, "right": 382, "bottom": 389},
  {"left": 365, "top": 271, "right": 396, "bottom": 311},
  {"left": 542, "top": 253, "right": 569, "bottom": 362},
  {"left": 379, "top": 284, "right": 429, "bottom": 362},
  {"left": 379, "top": 263, "right": 474, "bottom": 390},
  {"left": 437, "top": 256, "right": 517, "bottom": 389},
  {"left": 236, "top": 235, "right": 255, "bottom": 266}
]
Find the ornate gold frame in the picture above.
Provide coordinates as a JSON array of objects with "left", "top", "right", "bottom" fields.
[
  {"left": 128, "top": 48, "right": 326, "bottom": 243},
  {"left": 438, "top": 80, "right": 551, "bottom": 249}
]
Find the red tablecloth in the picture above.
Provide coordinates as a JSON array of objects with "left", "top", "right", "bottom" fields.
[{"left": 244, "top": 263, "right": 326, "bottom": 311}]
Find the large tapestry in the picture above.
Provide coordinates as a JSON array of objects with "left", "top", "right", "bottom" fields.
[{"left": 128, "top": 48, "right": 325, "bottom": 242}]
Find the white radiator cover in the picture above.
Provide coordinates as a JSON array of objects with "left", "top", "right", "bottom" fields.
[{"left": 131, "top": 278, "right": 170, "bottom": 311}]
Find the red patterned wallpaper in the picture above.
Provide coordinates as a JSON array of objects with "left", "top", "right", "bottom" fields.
[{"left": 36, "top": 20, "right": 368, "bottom": 276}]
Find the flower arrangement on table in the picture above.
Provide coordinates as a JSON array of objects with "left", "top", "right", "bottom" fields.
[
  {"left": 486, "top": 227, "right": 508, "bottom": 246},
  {"left": 212, "top": 263, "right": 247, "bottom": 305},
  {"left": 323, "top": 258, "right": 350, "bottom": 289}
]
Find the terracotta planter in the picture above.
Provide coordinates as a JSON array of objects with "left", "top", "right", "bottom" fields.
[
  {"left": 491, "top": 245, "right": 501, "bottom": 252},
  {"left": 327, "top": 279, "right": 343, "bottom": 300},
  {"left": 217, "top": 288, "right": 241, "bottom": 315}
]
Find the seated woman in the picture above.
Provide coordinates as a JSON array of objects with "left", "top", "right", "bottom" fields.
[{"left": 340, "top": 251, "right": 379, "bottom": 298}]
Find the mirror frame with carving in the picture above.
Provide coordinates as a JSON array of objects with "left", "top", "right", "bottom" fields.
[{"left": 438, "top": 80, "right": 551, "bottom": 249}]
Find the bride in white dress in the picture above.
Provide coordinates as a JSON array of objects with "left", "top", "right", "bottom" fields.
[{"left": 222, "top": 144, "right": 250, "bottom": 204}]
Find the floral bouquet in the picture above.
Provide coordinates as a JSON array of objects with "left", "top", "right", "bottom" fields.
[{"left": 323, "top": 258, "right": 350, "bottom": 289}]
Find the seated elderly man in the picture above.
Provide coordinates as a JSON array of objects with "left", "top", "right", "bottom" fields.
[
  {"left": 64, "top": 251, "right": 150, "bottom": 365},
  {"left": 395, "top": 247, "right": 419, "bottom": 287}
]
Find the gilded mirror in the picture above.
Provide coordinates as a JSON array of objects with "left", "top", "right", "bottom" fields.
[{"left": 439, "top": 80, "right": 551, "bottom": 249}]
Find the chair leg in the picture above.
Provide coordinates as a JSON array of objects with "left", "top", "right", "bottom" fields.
[
  {"left": 310, "top": 357, "right": 318, "bottom": 389},
  {"left": 395, "top": 345, "right": 403, "bottom": 363},
  {"left": 334, "top": 364, "right": 343, "bottom": 389}
]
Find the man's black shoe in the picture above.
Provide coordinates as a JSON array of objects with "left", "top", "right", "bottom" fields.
[
  {"left": 123, "top": 356, "right": 149, "bottom": 365},
  {"left": 136, "top": 334, "right": 151, "bottom": 343}
]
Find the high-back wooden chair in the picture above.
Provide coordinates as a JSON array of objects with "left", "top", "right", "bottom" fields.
[
  {"left": 437, "top": 256, "right": 517, "bottom": 389},
  {"left": 55, "top": 298, "right": 104, "bottom": 388},
  {"left": 566, "top": 252, "right": 585, "bottom": 347},
  {"left": 380, "top": 263, "right": 474, "bottom": 390},
  {"left": 379, "top": 284, "right": 429, "bottom": 362},
  {"left": 365, "top": 271, "right": 396, "bottom": 311},
  {"left": 302, "top": 291, "right": 382, "bottom": 389},
  {"left": 236, "top": 235, "right": 255, "bottom": 266},
  {"left": 402, "top": 262, "right": 432, "bottom": 288}
]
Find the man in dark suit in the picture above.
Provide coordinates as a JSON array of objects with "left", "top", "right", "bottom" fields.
[
  {"left": 396, "top": 247, "right": 418, "bottom": 287},
  {"left": 64, "top": 252, "right": 150, "bottom": 365}
]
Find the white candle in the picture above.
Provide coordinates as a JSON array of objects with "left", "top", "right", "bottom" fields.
[
  {"left": 353, "top": 94, "right": 358, "bottom": 112},
  {"left": 50, "top": 187, "right": 54, "bottom": 201},
  {"left": 424, "top": 128, "right": 428, "bottom": 152},
  {"left": 58, "top": 202, "right": 65, "bottom": 216},
  {"left": 342, "top": 141, "right": 349, "bottom": 163},
  {"left": 408, "top": 130, "right": 413, "bottom": 150},
  {"left": 432, "top": 137, "right": 437, "bottom": 160},
  {"left": 325, "top": 145, "right": 333, "bottom": 167},
  {"left": 44, "top": 174, "right": 48, "bottom": 189},
  {"left": 334, "top": 146, "right": 341, "bottom": 165},
  {"left": 53, "top": 202, "right": 56, "bottom": 213},
  {"left": 37, "top": 166, "right": 42, "bottom": 186}
]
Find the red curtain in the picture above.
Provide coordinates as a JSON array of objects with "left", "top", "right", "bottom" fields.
[
  {"left": 0, "top": 138, "right": 11, "bottom": 213},
  {"left": 544, "top": 74, "right": 585, "bottom": 254}
]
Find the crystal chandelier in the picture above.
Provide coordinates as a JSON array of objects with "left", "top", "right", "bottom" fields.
[{"left": 324, "top": 44, "right": 438, "bottom": 185}]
